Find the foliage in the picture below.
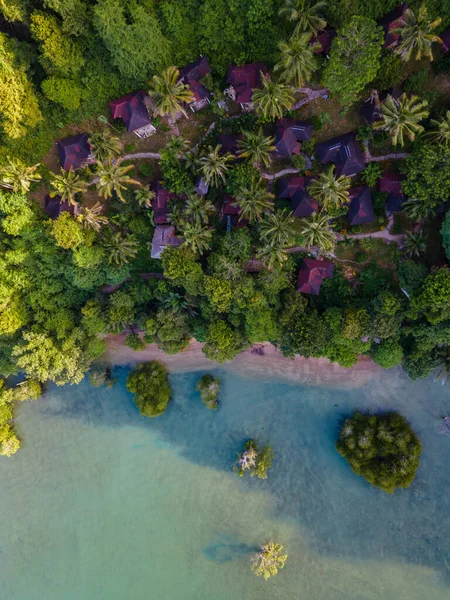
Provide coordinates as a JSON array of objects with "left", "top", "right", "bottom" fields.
[
  {"left": 149, "top": 66, "right": 194, "bottom": 121},
  {"left": 203, "top": 320, "right": 243, "bottom": 363},
  {"left": 402, "top": 144, "right": 450, "bottom": 208},
  {"left": 125, "top": 332, "right": 146, "bottom": 351},
  {"left": 96, "top": 160, "right": 141, "bottom": 203},
  {"left": 425, "top": 111, "right": 450, "bottom": 146},
  {"left": 88, "top": 365, "right": 116, "bottom": 388},
  {"left": 392, "top": 4, "right": 442, "bottom": 62},
  {"left": 322, "top": 16, "right": 384, "bottom": 107},
  {"left": 372, "top": 339, "right": 403, "bottom": 368},
  {"left": 196, "top": 374, "right": 220, "bottom": 409},
  {"left": 0, "top": 158, "right": 41, "bottom": 194},
  {"left": 199, "top": 145, "right": 234, "bottom": 187},
  {"left": 126, "top": 361, "right": 171, "bottom": 418},
  {"left": 361, "top": 163, "right": 382, "bottom": 187},
  {"left": 51, "top": 212, "right": 84, "bottom": 249},
  {"left": 336, "top": 411, "right": 422, "bottom": 493},
  {"left": 235, "top": 440, "right": 274, "bottom": 479},
  {"left": 50, "top": 167, "right": 87, "bottom": 204},
  {"left": 441, "top": 212, "right": 450, "bottom": 260},
  {"left": 251, "top": 540, "right": 287, "bottom": 581}
]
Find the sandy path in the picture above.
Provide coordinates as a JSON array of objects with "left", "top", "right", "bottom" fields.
[{"left": 102, "top": 337, "right": 382, "bottom": 389}]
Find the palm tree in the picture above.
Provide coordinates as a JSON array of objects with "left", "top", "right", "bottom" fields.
[
  {"left": 256, "top": 243, "right": 290, "bottom": 270},
  {"left": 88, "top": 130, "right": 122, "bottom": 162},
  {"left": 182, "top": 222, "right": 213, "bottom": 256},
  {"left": 238, "top": 129, "right": 275, "bottom": 168},
  {"left": 0, "top": 157, "right": 41, "bottom": 193},
  {"left": 279, "top": 0, "right": 327, "bottom": 36},
  {"left": 259, "top": 208, "right": 296, "bottom": 250},
  {"left": 307, "top": 166, "right": 351, "bottom": 212},
  {"left": 274, "top": 32, "right": 319, "bottom": 88},
  {"left": 184, "top": 195, "right": 216, "bottom": 226},
  {"left": 298, "top": 212, "right": 335, "bottom": 252},
  {"left": 184, "top": 146, "right": 202, "bottom": 174},
  {"left": 199, "top": 145, "right": 234, "bottom": 187},
  {"left": 392, "top": 4, "right": 442, "bottom": 62},
  {"left": 162, "top": 135, "right": 191, "bottom": 160},
  {"left": 403, "top": 230, "right": 426, "bottom": 257},
  {"left": 96, "top": 160, "right": 141, "bottom": 203},
  {"left": 148, "top": 66, "right": 194, "bottom": 133},
  {"left": 103, "top": 231, "right": 138, "bottom": 265},
  {"left": 374, "top": 93, "right": 429, "bottom": 147},
  {"left": 77, "top": 202, "right": 109, "bottom": 232},
  {"left": 425, "top": 111, "right": 450, "bottom": 145},
  {"left": 50, "top": 167, "right": 87, "bottom": 205},
  {"left": 235, "top": 176, "right": 274, "bottom": 223},
  {"left": 403, "top": 198, "right": 436, "bottom": 222},
  {"left": 251, "top": 73, "right": 295, "bottom": 121},
  {"left": 134, "top": 187, "right": 155, "bottom": 208}
]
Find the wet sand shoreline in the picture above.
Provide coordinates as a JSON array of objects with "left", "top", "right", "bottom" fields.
[{"left": 102, "top": 336, "right": 382, "bottom": 389}]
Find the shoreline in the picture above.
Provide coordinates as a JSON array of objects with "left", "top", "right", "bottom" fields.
[{"left": 102, "top": 336, "right": 383, "bottom": 389}]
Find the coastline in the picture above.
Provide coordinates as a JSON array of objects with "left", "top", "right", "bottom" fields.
[{"left": 102, "top": 336, "right": 382, "bottom": 389}]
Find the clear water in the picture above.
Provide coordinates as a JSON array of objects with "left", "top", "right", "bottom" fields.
[{"left": 1, "top": 366, "right": 450, "bottom": 600}]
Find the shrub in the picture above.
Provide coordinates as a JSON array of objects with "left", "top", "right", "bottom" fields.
[
  {"left": 355, "top": 251, "right": 369, "bottom": 263},
  {"left": 291, "top": 153, "right": 306, "bottom": 171},
  {"left": 88, "top": 365, "right": 116, "bottom": 388},
  {"left": 126, "top": 361, "right": 171, "bottom": 418},
  {"left": 195, "top": 374, "right": 220, "bottom": 409},
  {"left": 124, "top": 143, "right": 136, "bottom": 153},
  {"left": 336, "top": 412, "right": 421, "bottom": 493},
  {"left": 251, "top": 541, "right": 287, "bottom": 581},
  {"left": 138, "top": 163, "right": 154, "bottom": 178},
  {"left": 125, "top": 332, "right": 146, "bottom": 351},
  {"left": 372, "top": 339, "right": 403, "bottom": 368},
  {"left": 41, "top": 77, "right": 84, "bottom": 110}
]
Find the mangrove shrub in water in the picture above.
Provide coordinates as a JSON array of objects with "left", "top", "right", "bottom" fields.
[
  {"left": 251, "top": 541, "right": 287, "bottom": 581},
  {"left": 336, "top": 412, "right": 422, "bottom": 493},
  {"left": 235, "top": 440, "right": 274, "bottom": 479},
  {"left": 195, "top": 374, "right": 220, "bottom": 409},
  {"left": 126, "top": 361, "right": 171, "bottom": 418}
]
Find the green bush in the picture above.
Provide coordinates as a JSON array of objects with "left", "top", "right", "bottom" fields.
[
  {"left": 126, "top": 361, "right": 171, "bottom": 418},
  {"left": 355, "top": 252, "right": 369, "bottom": 263},
  {"left": 138, "top": 163, "right": 155, "bottom": 178},
  {"left": 195, "top": 374, "right": 220, "bottom": 409},
  {"left": 125, "top": 332, "right": 146, "bottom": 351},
  {"left": 336, "top": 412, "right": 421, "bottom": 493}
]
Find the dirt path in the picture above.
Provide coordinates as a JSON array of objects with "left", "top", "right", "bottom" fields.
[{"left": 363, "top": 140, "right": 409, "bottom": 163}]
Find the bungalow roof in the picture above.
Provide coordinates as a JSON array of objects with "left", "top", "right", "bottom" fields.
[
  {"left": 278, "top": 176, "right": 318, "bottom": 217},
  {"left": 179, "top": 56, "right": 211, "bottom": 82},
  {"left": 316, "top": 133, "right": 365, "bottom": 177},
  {"left": 311, "top": 26, "right": 336, "bottom": 55},
  {"left": 442, "top": 28, "right": 450, "bottom": 52},
  {"left": 221, "top": 194, "right": 241, "bottom": 217},
  {"left": 217, "top": 133, "right": 242, "bottom": 156},
  {"left": 274, "top": 119, "right": 313, "bottom": 157},
  {"left": 151, "top": 225, "right": 182, "bottom": 259},
  {"left": 226, "top": 63, "right": 268, "bottom": 103},
  {"left": 380, "top": 3, "right": 408, "bottom": 48},
  {"left": 297, "top": 258, "right": 335, "bottom": 295},
  {"left": 57, "top": 133, "right": 91, "bottom": 171},
  {"left": 386, "top": 194, "right": 406, "bottom": 213},
  {"left": 380, "top": 171, "right": 404, "bottom": 195},
  {"left": 348, "top": 186, "right": 375, "bottom": 225},
  {"left": 109, "top": 90, "right": 151, "bottom": 133},
  {"left": 44, "top": 195, "right": 75, "bottom": 220},
  {"left": 150, "top": 181, "right": 175, "bottom": 225}
]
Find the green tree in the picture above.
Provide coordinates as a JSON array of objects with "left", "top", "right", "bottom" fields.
[
  {"left": 425, "top": 110, "right": 450, "bottom": 146},
  {"left": 196, "top": 374, "right": 220, "bottom": 409},
  {"left": 236, "top": 440, "right": 274, "bottom": 479},
  {"left": 322, "top": 16, "right": 383, "bottom": 107},
  {"left": 103, "top": 231, "right": 138, "bottom": 265},
  {"left": 403, "top": 230, "right": 426, "bottom": 257},
  {"left": 252, "top": 73, "right": 295, "bottom": 120},
  {"left": 308, "top": 166, "right": 351, "bottom": 213},
  {"left": 402, "top": 143, "right": 450, "bottom": 208},
  {"left": 373, "top": 93, "right": 429, "bottom": 147},
  {"left": 184, "top": 195, "right": 216, "bottom": 226},
  {"left": 148, "top": 66, "right": 194, "bottom": 132},
  {"left": 0, "top": 158, "right": 41, "bottom": 194},
  {"left": 238, "top": 129, "right": 275, "bottom": 168},
  {"left": 280, "top": 310, "right": 327, "bottom": 357},
  {"left": 126, "top": 361, "right": 171, "bottom": 418},
  {"left": 145, "top": 309, "right": 191, "bottom": 354},
  {"left": 134, "top": 187, "right": 155, "bottom": 209},
  {"left": 279, "top": 0, "right": 327, "bottom": 36},
  {"left": 441, "top": 211, "right": 450, "bottom": 259},
  {"left": 259, "top": 209, "right": 296, "bottom": 251},
  {"left": 203, "top": 320, "right": 243, "bottom": 362},
  {"left": 89, "top": 130, "right": 123, "bottom": 162},
  {"left": 96, "top": 160, "right": 141, "bottom": 203},
  {"left": 298, "top": 212, "right": 336, "bottom": 252},
  {"left": 77, "top": 202, "right": 109, "bottom": 232},
  {"left": 204, "top": 276, "right": 232, "bottom": 313},
  {"left": 50, "top": 167, "right": 87, "bottom": 205},
  {"left": 199, "top": 145, "right": 235, "bottom": 187},
  {"left": 274, "top": 32, "right": 319, "bottom": 88},
  {"left": 182, "top": 222, "right": 213, "bottom": 256},
  {"left": 336, "top": 412, "right": 422, "bottom": 493},
  {"left": 51, "top": 212, "right": 84, "bottom": 249},
  {"left": 410, "top": 267, "right": 450, "bottom": 324},
  {"left": 392, "top": 4, "right": 442, "bottom": 62},
  {"left": 235, "top": 176, "right": 274, "bottom": 223},
  {"left": 41, "top": 76, "right": 84, "bottom": 110},
  {"left": 251, "top": 541, "right": 287, "bottom": 581},
  {"left": 372, "top": 339, "right": 403, "bottom": 368}
]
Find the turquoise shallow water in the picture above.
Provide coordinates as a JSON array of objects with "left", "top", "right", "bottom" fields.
[{"left": 1, "top": 365, "right": 450, "bottom": 600}]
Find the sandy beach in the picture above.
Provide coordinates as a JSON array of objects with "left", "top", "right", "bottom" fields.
[{"left": 102, "top": 336, "right": 382, "bottom": 389}]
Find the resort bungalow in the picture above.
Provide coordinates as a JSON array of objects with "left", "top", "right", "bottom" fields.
[
  {"left": 380, "top": 4, "right": 408, "bottom": 49},
  {"left": 195, "top": 176, "right": 209, "bottom": 197},
  {"left": 311, "top": 26, "right": 336, "bottom": 56},
  {"left": 348, "top": 186, "right": 375, "bottom": 226},
  {"left": 44, "top": 195, "right": 77, "bottom": 219},
  {"left": 150, "top": 181, "right": 175, "bottom": 225},
  {"left": 109, "top": 90, "right": 155, "bottom": 138},
  {"left": 220, "top": 194, "right": 247, "bottom": 229},
  {"left": 297, "top": 258, "right": 335, "bottom": 295},
  {"left": 380, "top": 171, "right": 406, "bottom": 213},
  {"left": 151, "top": 225, "right": 182, "bottom": 259},
  {"left": 316, "top": 133, "right": 365, "bottom": 177},
  {"left": 225, "top": 63, "right": 268, "bottom": 111},
  {"left": 274, "top": 119, "right": 313, "bottom": 158},
  {"left": 278, "top": 176, "right": 318, "bottom": 217},
  {"left": 57, "top": 133, "right": 92, "bottom": 171},
  {"left": 178, "top": 57, "right": 212, "bottom": 112},
  {"left": 217, "top": 133, "right": 242, "bottom": 156}
]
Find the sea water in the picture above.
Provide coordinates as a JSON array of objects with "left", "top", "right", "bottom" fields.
[{"left": 1, "top": 366, "right": 450, "bottom": 600}]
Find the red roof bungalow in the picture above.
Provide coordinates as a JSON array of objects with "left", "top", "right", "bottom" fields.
[
  {"left": 311, "top": 26, "right": 336, "bottom": 56},
  {"left": 44, "top": 195, "right": 77, "bottom": 219},
  {"left": 179, "top": 57, "right": 212, "bottom": 112},
  {"left": 220, "top": 194, "right": 241, "bottom": 218},
  {"left": 109, "top": 90, "right": 155, "bottom": 138},
  {"left": 57, "top": 133, "right": 92, "bottom": 171},
  {"left": 297, "top": 258, "right": 335, "bottom": 295},
  {"left": 380, "top": 3, "right": 408, "bottom": 48},
  {"left": 274, "top": 119, "right": 313, "bottom": 158},
  {"left": 278, "top": 176, "right": 318, "bottom": 217},
  {"left": 151, "top": 225, "right": 182, "bottom": 259},
  {"left": 225, "top": 63, "right": 268, "bottom": 110},
  {"left": 442, "top": 28, "right": 450, "bottom": 52},
  {"left": 380, "top": 172, "right": 406, "bottom": 213},
  {"left": 316, "top": 133, "right": 365, "bottom": 177},
  {"left": 150, "top": 181, "right": 175, "bottom": 225},
  {"left": 348, "top": 186, "right": 375, "bottom": 225},
  {"left": 217, "top": 133, "right": 242, "bottom": 156}
]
